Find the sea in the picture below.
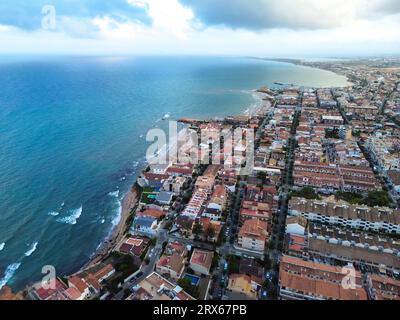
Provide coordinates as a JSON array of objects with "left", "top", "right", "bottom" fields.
[{"left": 0, "top": 55, "right": 349, "bottom": 291}]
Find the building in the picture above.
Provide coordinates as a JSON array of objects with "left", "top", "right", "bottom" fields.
[
  {"left": 189, "top": 249, "right": 214, "bottom": 276},
  {"left": 287, "top": 223, "right": 400, "bottom": 272},
  {"left": 166, "top": 164, "right": 194, "bottom": 177},
  {"left": 119, "top": 236, "right": 150, "bottom": 257},
  {"left": 181, "top": 189, "right": 208, "bottom": 219},
  {"left": 367, "top": 274, "right": 400, "bottom": 300},
  {"left": 207, "top": 185, "right": 227, "bottom": 212},
  {"left": 129, "top": 272, "right": 195, "bottom": 300},
  {"left": 195, "top": 175, "right": 215, "bottom": 192},
  {"left": 289, "top": 197, "right": 400, "bottom": 234},
  {"left": 131, "top": 216, "right": 160, "bottom": 236},
  {"left": 279, "top": 256, "right": 368, "bottom": 300},
  {"left": 156, "top": 191, "right": 174, "bottom": 206},
  {"left": 238, "top": 219, "right": 268, "bottom": 253},
  {"left": 30, "top": 279, "right": 70, "bottom": 300},
  {"left": 388, "top": 170, "right": 400, "bottom": 194},
  {"left": 239, "top": 259, "right": 265, "bottom": 286},
  {"left": 137, "top": 209, "right": 165, "bottom": 220},
  {"left": 197, "top": 217, "right": 222, "bottom": 242},
  {"left": 340, "top": 165, "right": 381, "bottom": 193},
  {"left": 156, "top": 253, "right": 186, "bottom": 281},
  {"left": 93, "top": 264, "right": 115, "bottom": 283},
  {"left": 162, "top": 176, "right": 187, "bottom": 195},
  {"left": 285, "top": 216, "right": 307, "bottom": 236},
  {"left": 226, "top": 274, "right": 258, "bottom": 300},
  {"left": 68, "top": 276, "right": 90, "bottom": 300}
]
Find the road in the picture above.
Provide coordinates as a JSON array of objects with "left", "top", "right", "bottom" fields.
[
  {"left": 265, "top": 89, "right": 303, "bottom": 298},
  {"left": 113, "top": 229, "right": 168, "bottom": 300},
  {"left": 113, "top": 98, "right": 300, "bottom": 300}
]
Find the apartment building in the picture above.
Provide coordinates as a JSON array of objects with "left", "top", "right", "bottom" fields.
[
  {"left": 279, "top": 255, "right": 368, "bottom": 300},
  {"left": 289, "top": 197, "right": 400, "bottom": 234}
]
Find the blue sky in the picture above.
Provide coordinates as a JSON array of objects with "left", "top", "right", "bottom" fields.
[{"left": 0, "top": 0, "right": 399, "bottom": 56}]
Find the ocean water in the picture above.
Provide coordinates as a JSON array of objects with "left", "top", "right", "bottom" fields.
[{"left": 0, "top": 56, "right": 349, "bottom": 291}]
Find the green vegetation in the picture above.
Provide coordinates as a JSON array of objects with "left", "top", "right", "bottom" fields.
[
  {"left": 206, "top": 225, "right": 216, "bottom": 240},
  {"left": 192, "top": 222, "right": 203, "bottom": 238},
  {"left": 352, "top": 130, "right": 361, "bottom": 137},
  {"left": 177, "top": 278, "right": 199, "bottom": 299},
  {"left": 148, "top": 237, "right": 157, "bottom": 247},
  {"left": 257, "top": 172, "right": 268, "bottom": 185},
  {"left": 105, "top": 277, "right": 123, "bottom": 294},
  {"left": 114, "top": 254, "right": 139, "bottom": 277},
  {"left": 335, "top": 191, "right": 364, "bottom": 204},
  {"left": 227, "top": 255, "right": 240, "bottom": 275},
  {"left": 336, "top": 191, "right": 391, "bottom": 207},
  {"left": 290, "top": 187, "right": 321, "bottom": 200},
  {"left": 211, "top": 253, "right": 220, "bottom": 272},
  {"left": 182, "top": 190, "right": 193, "bottom": 205},
  {"left": 363, "top": 191, "right": 391, "bottom": 207},
  {"left": 105, "top": 254, "right": 139, "bottom": 294},
  {"left": 325, "top": 128, "right": 340, "bottom": 139},
  {"left": 216, "top": 228, "right": 226, "bottom": 246}
]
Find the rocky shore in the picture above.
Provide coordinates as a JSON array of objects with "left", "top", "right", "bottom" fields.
[{"left": 82, "top": 186, "right": 138, "bottom": 270}]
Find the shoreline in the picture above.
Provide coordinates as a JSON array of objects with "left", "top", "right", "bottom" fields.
[
  {"left": 21, "top": 61, "right": 347, "bottom": 290},
  {"left": 81, "top": 186, "right": 138, "bottom": 270},
  {"left": 79, "top": 89, "right": 265, "bottom": 271}
]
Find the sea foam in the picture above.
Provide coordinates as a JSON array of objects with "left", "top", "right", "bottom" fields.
[
  {"left": 0, "top": 263, "right": 21, "bottom": 290},
  {"left": 108, "top": 190, "right": 120, "bottom": 198},
  {"left": 48, "top": 202, "right": 65, "bottom": 217},
  {"left": 57, "top": 206, "right": 83, "bottom": 225},
  {"left": 111, "top": 194, "right": 123, "bottom": 227},
  {"left": 0, "top": 243, "right": 5, "bottom": 251},
  {"left": 24, "top": 242, "right": 38, "bottom": 257}
]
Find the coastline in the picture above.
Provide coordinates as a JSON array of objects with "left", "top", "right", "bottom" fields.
[
  {"left": 257, "top": 57, "right": 353, "bottom": 88},
  {"left": 79, "top": 89, "right": 265, "bottom": 271},
  {"left": 23, "top": 60, "right": 347, "bottom": 288},
  {"left": 81, "top": 186, "right": 138, "bottom": 270}
]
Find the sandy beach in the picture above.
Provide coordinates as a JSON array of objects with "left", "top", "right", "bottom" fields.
[{"left": 82, "top": 186, "right": 139, "bottom": 269}]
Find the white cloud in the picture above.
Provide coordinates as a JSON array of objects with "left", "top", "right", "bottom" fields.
[
  {"left": 92, "top": 16, "right": 145, "bottom": 40},
  {"left": 0, "top": 0, "right": 399, "bottom": 56},
  {"left": 129, "top": 0, "right": 194, "bottom": 39}
]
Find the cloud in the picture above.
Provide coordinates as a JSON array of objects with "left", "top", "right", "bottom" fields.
[
  {"left": 129, "top": 0, "right": 194, "bottom": 39},
  {"left": 374, "top": 0, "right": 400, "bottom": 13},
  {"left": 0, "top": 0, "right": 399, "bottom": 56},
  {"left": 180, "top": 0, "right": 400, "bottom": 31},
  {"left": 0, "top": 0, "right": 151, "bottom": 34}
]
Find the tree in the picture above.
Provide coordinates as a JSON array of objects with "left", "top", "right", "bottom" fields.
[
  {"left": 177, "top": 278, "right": 199, "bottom": 299},
  {"left": 192, "top": 222, "right": 203, "bottom": 239},
  {"left": 227, "top": 255, "right": 240, "bottom": 274},
  {"left": 290, "top": 187, "right": 320, "bottom": 200},
  {"left": 335, "top": 191, "right": 364, "bottom": 204},
  {"left": 206, "top": 225, "right": 216, "bottom": 240},
  {"left": 257, "top": 172, "right": 267, "bottom": 185},
  {"left": 363, "top": 191, "right": 391, "bottom": 207}
]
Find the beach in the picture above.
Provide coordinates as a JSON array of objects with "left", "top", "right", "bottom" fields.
[
  {"left": 0, "top": 56, "right": 350, "bottom": 291},
  {"left": 82, "top": 186, "right": 138, "bottom": 269}
]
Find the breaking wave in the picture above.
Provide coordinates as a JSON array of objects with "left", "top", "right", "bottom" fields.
[
  {"left": 0, "top": 263, "right": 21, "bottom": 290},
  {"left": 57, "top": 206, "right": 83, "bottom": 225},
  {"left": 24, "top": 242, "right": 38, "bottom": 257}
]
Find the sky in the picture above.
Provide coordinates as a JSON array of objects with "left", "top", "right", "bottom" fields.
[{"left": 0, "top": 0, "right": 399, "bottom": 57}]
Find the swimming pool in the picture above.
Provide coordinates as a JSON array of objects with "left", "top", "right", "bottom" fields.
[{"left": 184, "top": 274, "right": 201, "bottom": 286}]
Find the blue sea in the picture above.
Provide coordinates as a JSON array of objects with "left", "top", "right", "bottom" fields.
[{"left": 0, "top": 56, "right": 349, "bottom": 291}]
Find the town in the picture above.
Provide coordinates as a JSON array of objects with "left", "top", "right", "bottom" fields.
[{"left": 3, "top": 57, "right": 400, "bottom": 301}]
